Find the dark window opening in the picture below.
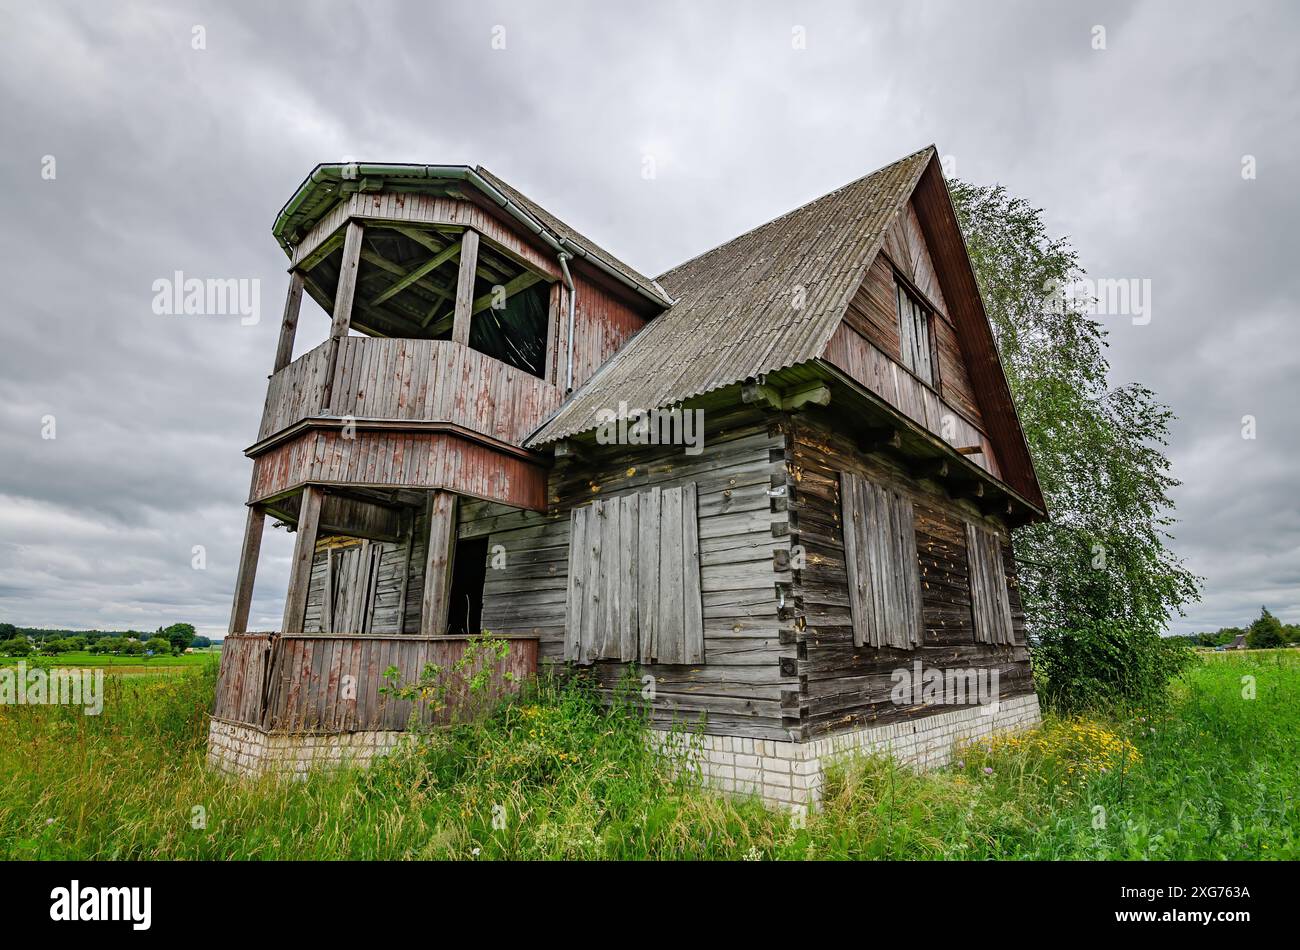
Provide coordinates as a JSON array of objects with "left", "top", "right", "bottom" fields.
[
  {"left": 468, "top": 279, "right": 550, "bottom": 378},
  {"left": 446, "top": 536, "right": 488, "bottom": 635}
]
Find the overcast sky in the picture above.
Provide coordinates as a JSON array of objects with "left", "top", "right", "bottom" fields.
[{"left": 1, "top": 0, "right": 1296, "bottom": 636}]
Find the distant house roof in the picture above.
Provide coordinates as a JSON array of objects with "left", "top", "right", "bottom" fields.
[
  {"left": 1229, "top": 634, "right": 1248, "bottom": 648},
  {"left": 526, "top": 147, "right": 933, "bottom": 446}
]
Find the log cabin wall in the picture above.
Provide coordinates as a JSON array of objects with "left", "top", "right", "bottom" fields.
[
  {"left": 786, "top": 412, "right": 1034, "bottom": 740},
  {"left": 822, "top": 200, "right": 1002, "bottom": 480},
  {"left": 456, "top": 405, "right": 799, "bottom": 740}
]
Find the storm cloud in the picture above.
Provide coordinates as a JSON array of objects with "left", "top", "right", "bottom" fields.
[{"left": 1, "top": 0, "right": 1295, "bottom": 635}]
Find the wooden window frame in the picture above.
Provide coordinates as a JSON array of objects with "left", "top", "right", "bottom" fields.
[
  {"left": 894, "top": 276, "right": 938, "bottom": 388},
  {"left": 966, "top": 522, "right": 1015, "bottom": 646},
  {"left": 839, "top": 472, "right": 924, "bottom": 650},
  {"left": 564, "top": 483, "right": 704, "bottom": 666}
]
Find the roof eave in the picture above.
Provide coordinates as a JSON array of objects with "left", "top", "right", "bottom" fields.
[{"left": 272, "top": 163, "right": 674, "bottom": 310}]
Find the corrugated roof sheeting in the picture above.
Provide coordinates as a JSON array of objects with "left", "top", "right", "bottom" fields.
[{"left": 527, "top": 147, "right": 934, "bottom": 446}]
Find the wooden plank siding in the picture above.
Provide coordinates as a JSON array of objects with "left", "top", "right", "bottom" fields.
[
  {"left": 456, "top": 406, "right": 797, "bottom": 739},
  {"left": 839, "top": 473, "right": 924, "bottom": 650},
  {"left": 213, "top": 632, "right": 537, "bottom": 733},
  {"left": 563, "top": 484, "right": 703, "bottom": 665},
  {"left": 213, "top": 633, "right": 274, "bottom": 725},
  {"left": 822, "top": 322, "right": 1002, "bottom": 479},
  {"left": 248, "top": 429, "right": 548, "bottom": 511},
  {"left": 784, "top": 414, "right": 1034, "bottom": 738},
  {"left": 258, "top": 341, "right": 333, "bottom": 441},
  {"left": 967, "top": 522, "right": 1016, "bottom": 645},
  {"left": 831, "top": 206, "right": 992, "bottom": 461},
  {"left": 564, "top": 269, "right": 650, "bottom": 391},
  {"left": 259, "top": 338, "right": 563, "bottom": 447}
]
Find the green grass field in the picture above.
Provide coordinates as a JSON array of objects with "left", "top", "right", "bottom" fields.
[
  {"left": 0, "top": 649, "right": 220, "bottom": 672},
  {"left": 0, "top": 651, "right": 1295, "bottom": 859}
]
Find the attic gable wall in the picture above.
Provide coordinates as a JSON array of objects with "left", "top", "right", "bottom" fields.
[{"left": 825, "top": 196, "right": 1001, "bottom": 478}]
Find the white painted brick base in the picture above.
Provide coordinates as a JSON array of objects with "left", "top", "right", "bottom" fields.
[
  {"left": 653, "top": 693, "right": 1042, "bottom": 809},
  {"left": 206, "top": 718, "right": 407, "bottom": 778},
  {"left": 210, "top": 694, "right": 1042, "bottom": 806}
]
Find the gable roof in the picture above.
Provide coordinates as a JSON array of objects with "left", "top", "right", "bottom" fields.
[{"left": 527, "top": 146, "right": 934, "bottom": 445}]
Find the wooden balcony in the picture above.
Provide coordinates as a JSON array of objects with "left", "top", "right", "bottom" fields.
[
  {"left": 214, "top": 632, "right": 539, "bottom": 733},
  {"left": 257, "top": 337, "right": 563, "bottom": 446},
  {"left": 247, "top": 338, "right": 562, "bottom": 510}
]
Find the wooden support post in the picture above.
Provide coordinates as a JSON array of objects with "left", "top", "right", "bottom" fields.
[
  {"left": 420, "top": 491, "right": 459, "bottom": 636},
  {"left": 282, "top": 486, "right": 324, "bottom": 633},
  {"left": 451, "top": 229, "right": 480, "bottom": 346},
  {"left": 272, "top": 271, "right": 304, "bottom": 373},
  {"left": 780, "top": 382, "right": 832, "bottom": 411},
  {"left": 321, "top": 220, "right": 365, "bottom": 413},
  {"left": 330, "top": 221, "right": 365, "bottom": 340},
  {"left": 228, "top": 504, "right": 265, "bottom": 635}
]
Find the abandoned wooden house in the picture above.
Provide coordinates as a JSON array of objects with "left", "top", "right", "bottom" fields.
[{"left": 209, "top": 146, "right": 1047, "bottom": 806}]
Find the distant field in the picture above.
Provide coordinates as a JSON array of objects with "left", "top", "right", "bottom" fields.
[{"left": 0, "top": 649, "right": 221, "bottom": 673}]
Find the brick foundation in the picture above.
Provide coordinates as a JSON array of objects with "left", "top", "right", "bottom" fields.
[
  {"left": 206, "top": 718, "right": 408, "bottom": 778},
  {"left": 653, "top": 693, "right": 1042, "bottom": 809},
  {"left": 210, "top": 693, "right": 1042, "bottom": 807}
]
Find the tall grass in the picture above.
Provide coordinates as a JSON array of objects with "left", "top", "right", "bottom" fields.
[{"left": 1, "top": 653, "right": 1296, "bottom": 859}]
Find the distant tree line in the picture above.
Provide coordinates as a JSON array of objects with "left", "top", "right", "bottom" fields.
[
  {"left": 1170, "top": 607, "right": 1298, "bottom": 650},
  {"left": 0, "top": 621, "right": 212, "bottom": 657}
]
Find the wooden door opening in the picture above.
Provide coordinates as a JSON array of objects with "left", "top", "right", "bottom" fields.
[{"left": 446, "top": 536, "right": 488, "bottom": 635}]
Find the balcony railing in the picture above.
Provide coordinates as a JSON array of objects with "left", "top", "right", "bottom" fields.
[
  {"left": 213, "top": 632, "right": 539, "bottom": 733},
  {"left": 257, "top": 338, "right": 564, "bottom": 448}
]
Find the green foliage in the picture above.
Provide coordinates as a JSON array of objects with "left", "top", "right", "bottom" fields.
[
  {"left": 949, "top": 179, "right": 1200, "bottom": 709},
  {"left": 1, "top": 654, "right": 1296, "bottom": 859},
  {"left": 145, "top": 637, "right": 172, "bottom": 655},
  {"left": 0, "top": 623, "right": 16, "bottom": 640},
  {"left": 1247, "top": 607, "right": 1285, "bottom": 650},
  {"left": 161, "top": 623, "right": 196, "bottom": 653},
  {"left": 379, "top": 634, "right": 516, "bottom": 727},
  {"left": 0, "top": 639, "right": 31, "bottom": 657},
  {"left": 1031, "top": 620, "right": 1196, "bottom": 714}
]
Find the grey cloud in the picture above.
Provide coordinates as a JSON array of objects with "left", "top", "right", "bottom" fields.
[{"left": 0, "top": 0, "right": 1295, "bottom": 635}]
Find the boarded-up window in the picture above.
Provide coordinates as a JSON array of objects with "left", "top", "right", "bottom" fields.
[
  {"left": 565, "top": 484, "right": 703, "bottom": 665},
  {"left": 966, "top": 522, "right": 1015, "bottom": 645},
  {"left": 840, "top": 473, "right": 924, "bottom": 649},
  {"left": 896, "top": 282, "right": 933, "bottom": 385}
]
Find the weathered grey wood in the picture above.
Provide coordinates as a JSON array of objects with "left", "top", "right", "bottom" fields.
[
  {"left": 273, "top": 272, "right": 304, "bottom": 373},
  {"left": 580, "top": 498, "right": 602, "bottom": 661},
  {"left": 657, "top": 485, "right": 685, "bottom": 663},
  {"left": 282, "top": 486, "right": 323, "bottom": 633},
  {"left": 420, "top": 491, "right": 458, "bottom": 635},
  {"left": 839, "top": 472, "right": 922, "bottom": 649},
  {"left": 967, "top": 522, "right": 1014, "bottom": 644},
  {"left": 637, "top": 486, "right": 661, "bottom": 665},
  {"left": 564, "top": 506, "right": 587, "bottom": 661},
  {"left": 397, "top": 511, "right": 413, "bottom": 634},
  {"left": 330, "top": 221, "right": 365, "bottom": 340},
  {"left": 451, "top": 228, "right": 480, "bottom": 346},
  {"left": 618, "top": 492, "right": 640, "bottom": 661},
  {"left": 682, "top": 481, "right": 704, "bottom": 663},
  {"left": 229, "top": 504, "right": 265, "bottom": 635}
]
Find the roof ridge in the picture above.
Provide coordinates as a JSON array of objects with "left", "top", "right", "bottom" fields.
[{"left": 655, "top": 144, "right": 936, "bottom": 281}]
